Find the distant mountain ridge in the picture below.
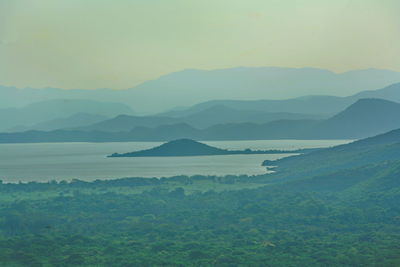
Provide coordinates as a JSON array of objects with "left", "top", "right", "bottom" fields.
[
  {"left": 76, "top": 105, "right": 325, "bottom": 131},
  {"left": 8, "top": 113, "right": 108, "bottom": 132},
  {"left": 2, "top": 97, "right": 400, "bottom": 143},
  {"left": 2, "top": 67, "right": 400, "bottom": 113},
  {"left": 310, "top": 98, "right": 400, "bottom": 138},
  {"left": 162, "top": 82, "right": 400, "bottom": 117},
  {"left": 0, "top": 99, "right": 134, "bottom": 132},
  {"left": 76, "top": 115, "right": 181, "bottom": 132}
]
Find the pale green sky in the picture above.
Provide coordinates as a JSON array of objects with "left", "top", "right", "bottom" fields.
[{"left": 0, "top": 0, "right": 399, "bottom": 89}]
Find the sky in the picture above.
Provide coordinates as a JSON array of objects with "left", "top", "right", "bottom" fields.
[{"left": 0, "top": 0, "right": 399, "bottom": 89}]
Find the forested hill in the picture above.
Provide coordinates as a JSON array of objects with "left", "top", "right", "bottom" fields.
[{"left": 263, "top": 127, "right": 400, "bottom": 181}]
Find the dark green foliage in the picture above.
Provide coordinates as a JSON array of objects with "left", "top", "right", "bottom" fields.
[{"left": 1, "top": 164, "right": 400, "bottom": 266}]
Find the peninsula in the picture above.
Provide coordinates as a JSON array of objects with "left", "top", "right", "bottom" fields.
[{"left": 108, "top": 139, "right": 314, "bottom": 157}]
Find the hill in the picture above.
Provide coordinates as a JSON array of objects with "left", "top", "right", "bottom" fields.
[
  {"left": 109, "top": 139, "right": 228, "bottom": 157},
  {"left": 108, "top": 139, "right": 298, "bottom": 157},
  {"left": 354, "top": 82, "right": 400, "bottom": 102},
  {"left": 262, "top": 127, "right": 400, "bottom": 182},
  {"left": 309, "top": 98, "right": 400, "bottom": 138}
]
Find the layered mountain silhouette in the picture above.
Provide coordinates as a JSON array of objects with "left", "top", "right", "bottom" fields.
[
  {"left": 162, "top": 82, "right": 400, "bottom": 117},
  {"left": 1, "top": 98, "right": 400, "bottom": 143},
  {"left": 2, "top": 67, "right": 400, "bottom": 113},
  {"left": 76, "top": 105, "right": 324, "bottom": 131}
]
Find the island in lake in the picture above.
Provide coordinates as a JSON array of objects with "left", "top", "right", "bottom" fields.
[{"left": 108, "top": 138, "right": 316, "bottom": 157}]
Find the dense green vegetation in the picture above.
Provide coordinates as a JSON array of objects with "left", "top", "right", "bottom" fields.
[{"left": 1, "top": 165, "right": 400, "bottom": 266}]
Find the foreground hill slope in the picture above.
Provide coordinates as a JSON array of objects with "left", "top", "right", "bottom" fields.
[{"left": 264, "top": 127, "right": 400, "bottom": 181}]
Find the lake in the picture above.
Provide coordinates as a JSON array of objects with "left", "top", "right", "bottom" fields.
[{"left": 0, "top": 140, "right": 352, "bottom": 182}]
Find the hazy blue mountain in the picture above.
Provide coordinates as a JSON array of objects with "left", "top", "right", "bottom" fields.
[
  {"left": 161, "top": 82, "right": 400, "bottom": 118},
  {"left": 310, "top": 98, "right": 400, "bottom": 139},
  {"left": 353, "top": 81, "right": 400, "bottom": 101},
  {"left": 130, "top": 67, "right": 400, "bottom": 112},
  {"left": 160, "top": 95, "right": 350, "bottom": 117},
  {"left": 0, "top": 120, "right": 316, "bottom": 143},
  {"left": 129, "top": 123, "right": 202, "bottom": 141},
  {"left": 201, "top": 97, "right": 400, "bottom": 140},
  {"left": 0, "top": 99, "right": 134, "bottom": 132},
  {"left": 0, "top": 85, "right": 123, "bottom": 109},
  {"left": 203, "top": 120, "right": 318, "bottom": 140},
  {"left": 2, "top": 98, "right": 400, "bottom": 142},
  {"left": 152, "top": 97, "right": 400, "bottom": 140},
  {"left": 2, "top": 67, "right": 400, "bottom": 113},
  {"left": 76, "top": 115, "right": 181, "bottom": 132},
  {"left": 8, "top": 113, "right": 108, "bottom": 132},
  {"left": 73, "top": 106, "right": 323, "bottom": 132},
  {"left": 176, "top": 105, "right": 325, "bottom": 128}
]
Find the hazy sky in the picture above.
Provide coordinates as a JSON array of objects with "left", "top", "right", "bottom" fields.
[{"left": 1, "top": 0, "right": 399, "bottom": 89}]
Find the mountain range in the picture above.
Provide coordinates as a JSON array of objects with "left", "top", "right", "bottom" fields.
[
  {"left": 74, "top": 106, "right": 324, "bottom": 132},
  {"left": 2, "top": 98, "right": 400, "bottom": 143},
  {"left": 2, "top": 67, "right": 400, "bottom": 113},
  {"left": 162, "top": 82, "right": 400, "bottom": 117}
]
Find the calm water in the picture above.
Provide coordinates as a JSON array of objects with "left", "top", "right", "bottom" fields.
[{"left": 0, "top": 140, "right": 352, "bottom": 182}]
